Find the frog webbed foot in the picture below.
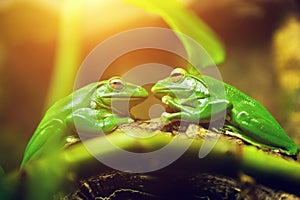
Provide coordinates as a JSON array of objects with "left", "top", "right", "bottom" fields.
[
  {"left": 161, "top": 112, "right": 182, "bottom": 124},
  {"left": 162, "top": 95, "right": 173, "bottom": 105}
]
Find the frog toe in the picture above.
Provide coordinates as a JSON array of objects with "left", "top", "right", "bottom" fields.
[
  {"left": 162, "top": 95, "right": 172, "bottom": 104},
  {"left": 127, "top": 118, "right": 135, "bottom": 123},
  {"left": 161, "top": 112, "right": 171, "bottom": 124}
]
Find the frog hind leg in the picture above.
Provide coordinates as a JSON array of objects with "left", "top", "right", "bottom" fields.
[
  {"left": 21, "top": 119, "right": 66, "bottom": 168},
  {"left": 230, "top": 109, "right": 299, "bottom": 156},
  {"left": 223, "top": 124, "right": 278, "bottom": 150}
]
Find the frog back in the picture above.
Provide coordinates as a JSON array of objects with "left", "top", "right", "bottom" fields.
[
  {"left": 38, "top": 82, "right": 99, "bottom": 125},
  {"left": 28, "top": 82, "right": 100, "bottom": 146},
  {"left": 201, "top": 76, "right": 272, "bottom": 116},
  {"left": 222, "top": 81, "right": 276, "bottom": 120}
]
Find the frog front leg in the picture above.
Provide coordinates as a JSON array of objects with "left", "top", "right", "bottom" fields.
[
  {"left": 66, "top": 108, "right": 134, "bottom": 134},
  {"left": 161, "top": 95, "right": 231, "bottom": 124}
]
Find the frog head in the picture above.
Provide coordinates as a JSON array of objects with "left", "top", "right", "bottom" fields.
[
  {"left": 151, "top": 68, "right": 208, "bottom": 100},
  {"left": 91, "top": 77, "right": 148, "bottom": 114}
]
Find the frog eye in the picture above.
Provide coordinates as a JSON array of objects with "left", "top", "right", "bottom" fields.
[
  {"left": 170, "top": 68, "right": 185, "bottom": 83},
  {"left": 109, "top": 78, "right": 124, "bottom": 90}
]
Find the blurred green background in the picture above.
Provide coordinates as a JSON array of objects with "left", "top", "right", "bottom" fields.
[{"left": 0, "top": 0, "right": 299, "bottom": 173}]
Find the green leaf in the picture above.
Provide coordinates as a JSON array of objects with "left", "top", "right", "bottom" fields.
[{"left": 123, "top": 0, "right": 225, "bottom": 73}]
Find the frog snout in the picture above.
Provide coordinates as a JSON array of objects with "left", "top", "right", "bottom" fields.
[{"left": 132, "top": 86, "right": 148, "bottom": 98}]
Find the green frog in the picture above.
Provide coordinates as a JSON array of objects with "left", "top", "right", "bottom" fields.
[
  {"left": 151, "top": 68, "right": 299, "bottom": 156},
  {"left": 21, "top": 77, "right": 148, "bottom": 168}
]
